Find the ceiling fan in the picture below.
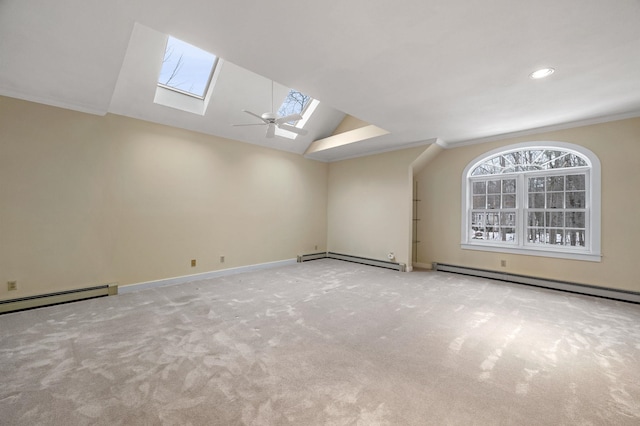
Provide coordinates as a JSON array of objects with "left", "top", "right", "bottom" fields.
[{"left": 232, "top": 81, "right": 309, "bottom": 138}]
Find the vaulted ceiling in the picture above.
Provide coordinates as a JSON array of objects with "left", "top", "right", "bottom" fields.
[{"left": 1, "top": 0, "right": 640, "bottom": 162}]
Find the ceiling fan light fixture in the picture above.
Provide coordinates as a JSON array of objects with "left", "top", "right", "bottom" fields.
[{"left": 529, "top": 67, "right": 555, "bottom": 79}]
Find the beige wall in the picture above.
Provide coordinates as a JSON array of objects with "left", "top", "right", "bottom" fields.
[
  {"left": 0, "top": 96, "right": 328, "bottom": 300},
  {"left": 416, "top": 117, "right": 640, "bottom": 293},
  {"left": 327, "top": 146, "right": 427, "bottom": 267},
  {"left": 4, "top": 94, "right": 638, "bottom": 300}
]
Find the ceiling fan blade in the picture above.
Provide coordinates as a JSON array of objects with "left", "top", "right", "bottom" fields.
[
  {"left": 266, "top": 123, "right": 276, "bottom": 138},
  {"left": 275, "top": 114, "right": 303, "bottom": 125},
  {"left": 242, "top": 110, "right": 266, "bottom": 122},
  {"left": 277, "top": 123, "right": 308, "bottom": 136},
  {"left": 232, "top": 123, "right": 267, "bottom": 127}
]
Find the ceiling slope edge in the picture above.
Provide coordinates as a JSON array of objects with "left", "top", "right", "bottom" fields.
[{"left": 0, "top": 87, "right": 109, "bottom": 116}]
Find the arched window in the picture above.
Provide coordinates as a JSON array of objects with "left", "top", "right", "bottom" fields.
[{"left": 461, "top": 142, "right": 601, "bottom": 261}]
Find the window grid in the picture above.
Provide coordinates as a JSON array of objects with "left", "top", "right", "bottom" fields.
[
  {"left": 525, "top": 173, "right": 588, "bottom": 248},
  {"left": 470, "top": 178, "right": 518, "bottom": 243},
  {"left": 463, "top": 143, "right": 598, "bottom": 260},
  {"left": 471, "top": 149, "right": 588, "bottom": 176}
]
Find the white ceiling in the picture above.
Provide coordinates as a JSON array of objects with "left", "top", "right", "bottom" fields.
[{"left": 2, "top": 0, "right": 640, "bottom": 162}]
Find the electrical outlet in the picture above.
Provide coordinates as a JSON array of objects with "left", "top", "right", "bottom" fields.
[
  {"left": 220, "top": 256, "right": 225, "bottom": 263},
  {"left": 314, "top": 245, "right": 318, "bottom": 250},
  {"left": 191, "top": 259, "right": 196, "bottom": 267},
  {"left": 7, "top": 281, "right": 17, "bottom": 291},
  {"left": 500, "top": 259, "right": 507, "bottom": 267}
]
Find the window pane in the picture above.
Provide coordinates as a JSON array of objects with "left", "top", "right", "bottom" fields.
[
  {"left": 472, "top": 181, "right": 486, "bottom": 195},
  {"left": 548, "top": 229, "right": 564, "bottom": 244},
  {"left": 471, "top": 212, "right": 485, "bottom": 226},
  {"left": 472, "top": 229, "right": 485, "bottom": 239},
  {"left": 500, "top": 227, "right": 516, "bottom": 242},
  {"left": 565, "top": 230, "right": 586, "bottom": 247},
  {"left": 527, "top": 228, "right": 546, "bottom": 244},
  {"left": 529, "top": 177, "right": 545, "bottom": 192},
  {"left": 486, "top": 212, "right": 500, "bottom": 225},
  {"left": 566, "top": 174, "right": 585, "bottom": 190},
  {"left": 548, "top": 152, "right": 570, "bottom": 169},
  {"left": 528, "top": 212, "right": 544, "bottom": 227},
  {"left": 544, "top": 151, "right": 575, "bottom": 169},
  {"left": 566, "top": 191, "right": 585, "bottom": 208},
  {"left": 473, "top": 196, "right": 486, "bottom": 209},
  {"left": 487, "top": 180, "right": 501, "bottom": 194},
  {"left": 525, "top": 150, "right": 543, "bottom": 164},
  {"left": 471, "top": 166, "right": 493, "bottom": 176},
  {"left": 502, "top": 179, "right": 516, "bottom": 194},
  {"left": 529, "top": 193, "right": 545, "bottom": 208},
  {"left": 565, "top": 212, "right": 585, "bottom": 228},
  {"left": 158, "top": 36, "right": 217, "bottom": 98},
  {"left": 487, "top": 195, "right": 501, "bottom": 209},
  {"left": 503, "top": 194, "right": 516, "bottom": 208},
  {"left": 567, "top": 155, "right": 588, "bottom": 168},
  {"left": 546, "top": 212, "right": 564, "bottom": 227},
  {"left": 490, "top": 157, "right": 507, "bottom": 170},
  {"left": 500, "top": 212, "right": 515, "bottom": 226},
  {"left": 546, "top": 193, "right": 564, "bottom": 208},
  {"left": 546, "top": 176, "right": 564, "bottom": 191},
  {"left": 486, "top": 229, "right": 501, "bottom": 241}
]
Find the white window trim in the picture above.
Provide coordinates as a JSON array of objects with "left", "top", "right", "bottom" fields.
[{"left": 460, "top": 141, "right": 601, "bottom": 262}]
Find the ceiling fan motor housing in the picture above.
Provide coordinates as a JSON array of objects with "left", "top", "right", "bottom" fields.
[{"left": 261, "top": 112, "right": 277, "bottom": 122}]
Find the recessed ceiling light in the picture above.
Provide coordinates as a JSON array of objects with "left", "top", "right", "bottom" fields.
[{"left": 529, "top": 68, "right": 555, "bottom": 79}]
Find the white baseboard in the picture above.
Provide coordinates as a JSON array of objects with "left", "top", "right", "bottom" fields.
[{"left": 118, "top": 258, "right": 298, "bottom": 294}]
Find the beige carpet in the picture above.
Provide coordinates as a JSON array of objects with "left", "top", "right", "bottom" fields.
[{"left": 1, "top": 259, "right": 639, "bottom": 425}]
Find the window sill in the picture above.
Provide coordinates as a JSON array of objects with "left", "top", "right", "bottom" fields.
[{"left": 461, "top": 243, "right": 602, "bottom": 262}]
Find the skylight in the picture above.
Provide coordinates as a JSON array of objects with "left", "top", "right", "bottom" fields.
[
  {"left": 278, "top": 90, "right": 311, "bottom": 123},
  {"left": 274, "top": 89, "right": 316, "bottom": 139},
  {"left": 158, "top": 36, "right": 218, "bottom": 98}
]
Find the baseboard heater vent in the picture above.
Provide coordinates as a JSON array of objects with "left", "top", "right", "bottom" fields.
[
  {"left": 297, "top": 252, "right": 328, "bottom": 262},
  {"left": 433, "top": 263, "right": 640, "bottom": 304},
  {"left": 298, "top": 252, "right": 406, "bottom": 272},
  {"left": 0, "top": 284, "right": 118, "bottom": 315}
]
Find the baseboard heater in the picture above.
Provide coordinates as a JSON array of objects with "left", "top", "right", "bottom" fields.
[
  {"left": 0, "top": 284, "right": 118, "bottom": 315},
  {"left": 433, "top": 263, "right": 640, "bottom": 304},
  {"left": 298, "top": 252, "right": 406, "bottom": 272}
]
